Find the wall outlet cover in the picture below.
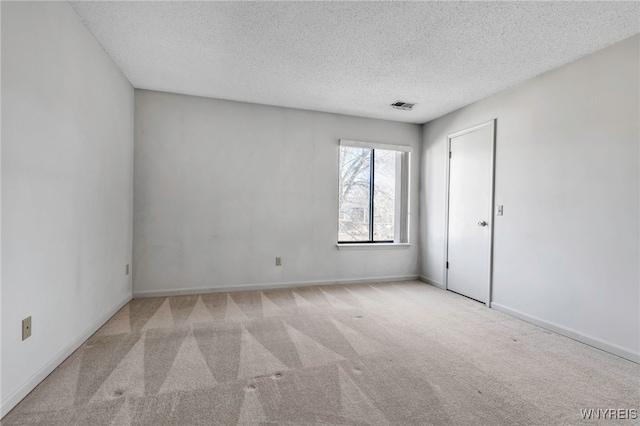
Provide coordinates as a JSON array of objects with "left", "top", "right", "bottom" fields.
[{"left": 22, "top": 316, "right": 32, "bottom": 341}]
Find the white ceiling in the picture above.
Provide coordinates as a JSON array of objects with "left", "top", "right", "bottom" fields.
[{"left": 69, "top": 1, "right": 639, "bottom": 124}]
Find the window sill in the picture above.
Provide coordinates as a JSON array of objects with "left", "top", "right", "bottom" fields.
[{"left": 336, "top": 243, "right": 411, "bottom": 251}]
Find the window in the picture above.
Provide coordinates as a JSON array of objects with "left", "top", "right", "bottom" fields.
[{"left": 338, "top": 140, "right": 411, "bottom": 245}]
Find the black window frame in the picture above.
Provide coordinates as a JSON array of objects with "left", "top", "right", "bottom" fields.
[{"left": 338, "top": 148, "right": 394, "bottom": 244}]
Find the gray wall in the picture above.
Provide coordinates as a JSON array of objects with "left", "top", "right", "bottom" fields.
[
  {"left": 1, "top": 1, "right": 134, "bottom": 415},
  {"left": 420, "top": 35, "right": 639, "bottom": 361},
  {"left": 134, "top": 90, "right": 421, "bottom": 296}
]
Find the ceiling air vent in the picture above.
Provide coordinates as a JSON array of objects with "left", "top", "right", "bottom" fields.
[{"left": 391, "top": 101, "right": 415, "bottom": 111}]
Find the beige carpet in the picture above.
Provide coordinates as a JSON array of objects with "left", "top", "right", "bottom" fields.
[{"left": 3, "top": 281, "right": 638, "bottom": 425}]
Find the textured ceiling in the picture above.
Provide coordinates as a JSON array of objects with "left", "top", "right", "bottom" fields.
[{"left": 69, "top": 1, "right": 639, "bottom": 124}]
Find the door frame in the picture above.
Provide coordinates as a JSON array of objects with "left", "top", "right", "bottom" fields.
[{"left": 443, "top": 119, "right": 496, "bottom": 307}]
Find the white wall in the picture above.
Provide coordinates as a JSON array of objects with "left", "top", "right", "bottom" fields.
[
  {"left": 1, "top": 1, "right": 134, "bottom": 415},
  {"left": 134, "top": 90, "right": 421, "bottom": 296},
  {"left": 420, "top": 35, "right": 639, "bottom": 362}
]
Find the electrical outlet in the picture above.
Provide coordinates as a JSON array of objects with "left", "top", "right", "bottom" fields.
[
  {"left": 126, "top": 264, "right": 130, "bottom": 275},
  {"left": 22, "top": 316, "right": 32, "bottom": 341},
  {"left": 275, "top": 257, "right": 282, "bottom": 266}
]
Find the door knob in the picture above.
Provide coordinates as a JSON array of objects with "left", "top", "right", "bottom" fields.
[{"left": 478, "top": 221, "right": 487, "bottom": 227}]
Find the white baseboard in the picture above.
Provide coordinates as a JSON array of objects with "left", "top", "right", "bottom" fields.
[
  {"left": 0, "top": 294, "right": 133, "bottom": 418},
  {"left": 133, "top": 275, "right": 420, "bottom": 298},
  {"left": 491, "top": 303, "right": 639, "bottom": 364},
  {"left": 419, "top": 275, "right": 445, "bottom": 289}
]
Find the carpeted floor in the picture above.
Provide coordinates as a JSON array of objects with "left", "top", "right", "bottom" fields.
[{"left": 3, "top": 281, "right": 638, "bottom": 425}]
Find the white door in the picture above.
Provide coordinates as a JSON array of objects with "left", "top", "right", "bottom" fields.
[{"left": 446, "top": 121, "right": 495, "bottom": 304}]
